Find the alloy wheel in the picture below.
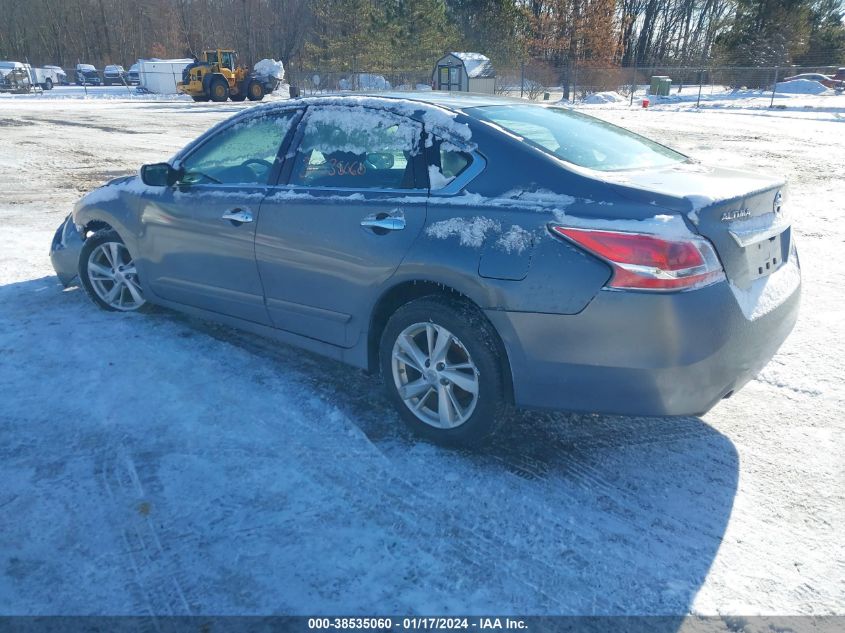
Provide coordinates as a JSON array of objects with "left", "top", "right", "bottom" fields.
[
  {"left": 86, "top": 242, "right": 145, "bottom": 311},
  {"left": 391, "top": 322, "right": 480, "bottom": 429}
]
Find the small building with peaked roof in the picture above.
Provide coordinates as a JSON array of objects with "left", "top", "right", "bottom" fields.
[{"left": 432, "top": 52, "right": 496, "bottom": 94}]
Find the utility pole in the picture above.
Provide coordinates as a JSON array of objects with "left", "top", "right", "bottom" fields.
[
  {"left": 769, "top": 66, "right": 779, "bottom": 108},
  {"left": 520, "top": 59, "right": 525, "bottom": 99}
]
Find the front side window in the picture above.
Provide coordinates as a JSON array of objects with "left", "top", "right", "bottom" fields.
[
  {"left": 289, "top": 106, "right": 422, "bottom": 190},
  {"left": 180, "top": 112, "right": 298, "bottom": 185},
  {"left": 466, "top": 104, "right": 688, "bottom": 171}
]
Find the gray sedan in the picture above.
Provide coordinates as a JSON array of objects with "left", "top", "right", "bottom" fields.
[{"left": 50, "top": 92, "right": 800, "bottom": 445}]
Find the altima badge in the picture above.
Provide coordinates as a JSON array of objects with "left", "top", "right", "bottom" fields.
[{"left": 720, "top": 208, "right": 752, "bottom": 222}]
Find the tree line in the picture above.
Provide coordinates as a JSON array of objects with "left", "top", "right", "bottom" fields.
[{"left": 1, "top": 0, "right": 843, "bottom": 81}]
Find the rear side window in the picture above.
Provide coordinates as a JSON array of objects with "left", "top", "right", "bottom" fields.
[
  {"left": 427, "top": 137, "right": 472, "bottom": 190},
  {"left": 180, "top": 112, "right": 297, "bottom": 185},
  {"left": 289, "top": 106, "right": 423, "bottom": 190},
  {"left": 467, "top": 104, "right": 687, "bottom": 171}
]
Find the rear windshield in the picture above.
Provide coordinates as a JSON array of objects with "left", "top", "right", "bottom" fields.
[{"left": 466, "top": 104, "right": 687, "bottom": 171}]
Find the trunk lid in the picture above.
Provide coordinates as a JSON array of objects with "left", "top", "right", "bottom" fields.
[{"left": 601, "top": 164, "right": 792, "bottom": 290}]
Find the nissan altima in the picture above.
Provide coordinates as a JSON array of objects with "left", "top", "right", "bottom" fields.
[{"left": 50, "top": 93, "right": 800, "bottom": 444}]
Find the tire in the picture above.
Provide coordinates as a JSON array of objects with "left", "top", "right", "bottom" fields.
[
  {"left": 230, "top": 92, "right": 246, "bottom": 102},
  {"left": 44, "top": 78, "right": 53, "bottom": 90},
  {"left": 246, "top": 80, "right": 264, "bottom": 101},
  {"left": 209, "top": 76, "right": 229, "bottom": 102},
  {"left": 191, "top": 95, "right": 209, "bottom": 102},
  {"left": 379, "top": 296, "right": 508, "bottom": 446},
  {"left": 79, "top": 230, "right": 148, "bottom": 312}
]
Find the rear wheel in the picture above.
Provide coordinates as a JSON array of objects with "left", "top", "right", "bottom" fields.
[
  {"left": 209, "top": 76, "right": 229, "bottom": 102},
  {"left": 379, "top": 297, "right": 508, "bottom": 446},
  {"left": 79, "top": 230, "right": 147, "bottom": 312},
  {"left": 247, "top": 80, "right": 264, "bottom": 101},
  {"left": 44, "top": 78, "right": 53, "bottom": 90}
]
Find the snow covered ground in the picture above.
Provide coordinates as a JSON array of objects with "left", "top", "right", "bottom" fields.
[{"left": 0, "top": 95, "right": 843, "bottom": 617}]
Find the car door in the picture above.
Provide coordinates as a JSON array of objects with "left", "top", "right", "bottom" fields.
[
  {"left": 255, "top": 104, "right": 428, "bottom": 347},
  {"left": 140, "top": 110, "right": 301, "bottom": 324}
]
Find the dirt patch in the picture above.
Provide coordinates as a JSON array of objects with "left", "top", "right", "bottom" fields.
[
  {"left": 0, "top": 118, "right": 35, "bottom": 127},
  {"left": 20, "top": 116, "right": 154, "bottom": 134}
]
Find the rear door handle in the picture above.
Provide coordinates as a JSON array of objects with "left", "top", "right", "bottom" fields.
[
  {"left": 361, "top": 212, "right": 405, "bottom": 232},
  {"left": 221, "top": 208, "right": 253, "bottom": 224}
]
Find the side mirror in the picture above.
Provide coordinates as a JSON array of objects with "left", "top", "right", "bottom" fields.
[{"left": 140, "top": 162, "right": 180, "bottom": 187}]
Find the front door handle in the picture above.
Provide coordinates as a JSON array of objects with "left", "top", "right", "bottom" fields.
[
  {"left": 222, "top": 208, "right": 253, "bottom": 224},
  {"left": 361, "top": 212, "right": 406, "bottom": 233}
]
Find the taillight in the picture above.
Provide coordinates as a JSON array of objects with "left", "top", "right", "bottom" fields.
[{"left": 550, "top": 226, "right": 725, "bottom": 292}]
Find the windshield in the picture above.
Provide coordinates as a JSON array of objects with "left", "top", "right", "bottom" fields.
[{"left": 466, "top": 104, "right": 688, "bottom": 172}]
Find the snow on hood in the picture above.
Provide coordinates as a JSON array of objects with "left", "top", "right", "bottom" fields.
[{"left": 77, "top": 175, "right": 151, "bottom": 207}]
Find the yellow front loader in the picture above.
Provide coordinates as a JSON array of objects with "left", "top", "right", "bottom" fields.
[{"left": 177, "top": 49, "right": 276, "bottom": 102}]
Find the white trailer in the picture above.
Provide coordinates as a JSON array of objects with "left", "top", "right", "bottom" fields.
[
  {"left": 32, "top": 66, "right": 66, "bottom": 89},
  {"left": 138, "top": 59, "right": 193, "bottom": 94}
]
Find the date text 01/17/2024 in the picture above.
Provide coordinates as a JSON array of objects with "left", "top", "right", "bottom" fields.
[{"left": 307, "top": 617, "right": 528, "bottom": 630}]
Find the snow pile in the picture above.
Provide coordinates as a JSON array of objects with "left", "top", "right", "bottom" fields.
[
  {"left": 426, "top": 216, "right": 501, "bottom": 247},
  {"left": 361, "top": 74, "right": 390, "bottom": 90},
  {"left": 775, "top": 79, "right": 830, "bottom": 95},
  {"left": 583, "top": 91, "right": 626, "bottom": 104},
  {"left": 338, "top": 74, "right": 391, "bottom": 90},
  {"left": 253, "top": 58, "right": 285, "bottom": 81}
]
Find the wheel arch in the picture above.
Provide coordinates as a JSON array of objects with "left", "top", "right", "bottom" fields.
[
  {"left": 367, "top": 279, "right": 515, "bottom": 404},
  {"left": 74, "top": 207, "right": 140, "bottom": 263}
]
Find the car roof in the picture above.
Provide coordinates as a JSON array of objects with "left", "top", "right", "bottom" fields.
[
  {"left": 378, "top": 90, "right": 535, "bottom": 110},
  {"left": 286, "top": 91, "right": 549, "bottom": 115}
]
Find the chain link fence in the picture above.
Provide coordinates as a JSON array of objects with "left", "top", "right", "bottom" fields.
[
  {"left": 287, "top": 69, "right": 433, "bottom": 94},
  {"left": 286, "top": 63, "right": 844, "bottom": 108}
]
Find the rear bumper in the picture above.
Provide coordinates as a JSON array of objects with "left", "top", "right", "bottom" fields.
[
  {"left": 50, "top": 214, "right": 84, "bottom": 287},
  {"left": 486, "top": 273, "right": 801, "bottom": 417}
]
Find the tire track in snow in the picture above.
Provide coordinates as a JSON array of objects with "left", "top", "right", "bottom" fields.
[{"left": 97, "top": 445, "right": 196, "bottom": 619}]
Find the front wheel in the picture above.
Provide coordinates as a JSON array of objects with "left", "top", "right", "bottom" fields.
[
  {"left": 79, "top": 230, "right": 147, "bottom": 312},
  {"left": 246, "top": 80, "right": 264, "bottom": 101},
  {"left": 380, "top": 297, "right": 508, "bottom": 446},
  {"left": 209, "top": 76, "right": 229, "bottom": 102}
]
